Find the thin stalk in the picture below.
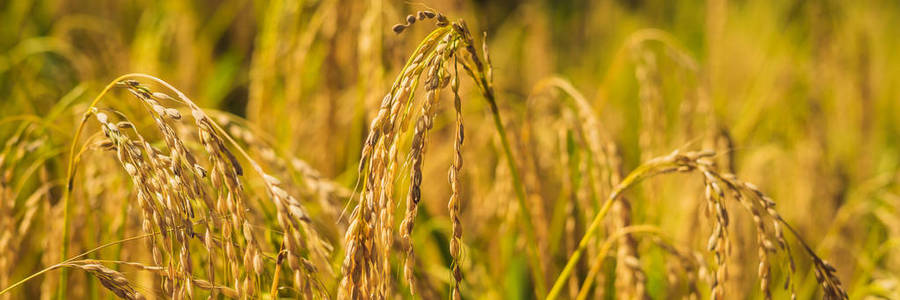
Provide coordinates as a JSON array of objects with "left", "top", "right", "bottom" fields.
[
  {"left": 59, "top": 74, "right": 132, "bottom": 300},
  {"left": 4, "top": 266, "right": 62, "bottom": 297},
  {"left": 546, "top": 160, "right": 675, "bottom": 300},
  {"left": 5, "top": 229, "right": 162, "bottom": 296},
  {"left": 483, "top": 91, "right": 547, "bottom": 297},
  {"left": 575, "top": 226, "right": 662, "bottom": 300},
  {"left": 271, "top": 244, "right": 285, "bottom": 298},
  {"left": 466, "top": 39, "right": 547, "bottom": 297}
]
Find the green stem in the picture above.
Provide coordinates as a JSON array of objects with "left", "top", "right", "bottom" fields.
[
  {"left": 464, "top": 34, "right": 547, "bottom": 297},
  {"left": 575, "top": 226, "right": 662, "bottom": 300},
  {"left": 481, "top": 84, "right": 547, "bottom": 298},
  {"left": 546, "top": 161, "right": 671, "bottom": 300}
]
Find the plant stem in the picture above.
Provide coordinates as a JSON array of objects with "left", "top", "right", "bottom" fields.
[
  {"left": 464, "top": 35, "right": 548, "bottom": 297},
  {"left": 59, "top": 74, "right": 130, "bottom": 300},
  {"left": 575, "top": 226, "right": 662, "bottom": 300},
  {"left": 4, "top": 232, "right": 157, "bottom": 296},
  {"left": 4, "top": 265, "right": 63, "bottom": 296},
  {"left": 481, "top": 83, "right": 547, "bottom": 298},
  {"left": 546, "top": 161, "right": 668, "bottom": 300}
]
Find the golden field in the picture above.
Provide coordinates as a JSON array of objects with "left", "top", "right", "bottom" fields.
[{"left": 1, "top": 0, "right": 899, "bottom": 299}]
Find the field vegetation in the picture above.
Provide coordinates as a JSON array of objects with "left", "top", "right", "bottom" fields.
[{"left": 1, "top": 0, "right": 899, "bottom": 299}]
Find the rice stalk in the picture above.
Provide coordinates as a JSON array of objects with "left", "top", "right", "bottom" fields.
[
  {"left": 52, "top": 73, "right": 331, "bottom": 299},
  {"left": 548, "top": 150, "right": 848, "bottom": 300}
]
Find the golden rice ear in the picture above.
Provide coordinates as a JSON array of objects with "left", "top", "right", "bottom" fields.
[
  {"left": 47, "top": 75, "right": 340, "bottom": 299},
  {"left": 549, "top": 150, "right": 847, "bottom": 300},
  {"left": 448, "top": 57, "right": 465, "bottom": 300},
  {"left": 340, "top": 12, "right": 487, "bottom": 299},
  {"left": 64, "top": 263, "right": 143, "bottom": 300},
  {"left": 2, "top": 4, "right": 866, "bottom": 299}
]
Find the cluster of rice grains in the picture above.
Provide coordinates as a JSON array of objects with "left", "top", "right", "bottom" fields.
[
  {"left": 0, "top": 10, "right": 854, "bottom": 300},
  {"left": 686, "top": 151, "right": 847, "bottom": 300},
  {"left": 547, "top": 150, "right": 848, "bottom": 300},
  {"left": 340, "top": 11, "right": 483, "bottom": 300},
  {"left": 58, "top": 262, "right": 144, "bottom": 300},
  {"left": 69, "top": 76, "right": 330, "bottom": 298}
]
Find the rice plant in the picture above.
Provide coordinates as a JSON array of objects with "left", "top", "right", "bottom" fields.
[{"left": 2, "top": 1, "right": 899, "bottom": 299}]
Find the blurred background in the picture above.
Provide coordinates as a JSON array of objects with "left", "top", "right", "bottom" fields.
[{"left": 2, "top": 0, "right": 900, "bottom": 298}]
